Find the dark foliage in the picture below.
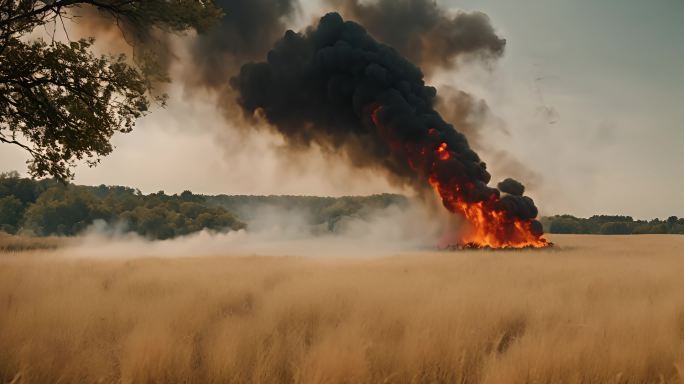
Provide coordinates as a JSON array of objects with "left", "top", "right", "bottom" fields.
[
  {"left": 0, "top": 172, "right": 408, "bottom": 239},
  {"left": 0, "top": 172, "right": 244, "bottom": 239},
  {"left": 541, "top": 215, "right": 684, "bottom": 235}
]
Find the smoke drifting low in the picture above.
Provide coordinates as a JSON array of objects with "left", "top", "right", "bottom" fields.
[
  {"left": 233, "top": 13, "right": 545, "bottom": 247},
  {"left": 67, "top": 203, "right": 443, "bottom": 258}
]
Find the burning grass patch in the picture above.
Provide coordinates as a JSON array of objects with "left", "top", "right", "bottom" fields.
[{"left": 440, "top": 241, "right": 555, "bottom": 251}]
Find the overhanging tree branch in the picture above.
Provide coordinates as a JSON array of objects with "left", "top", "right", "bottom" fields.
[{"left": 0, "top": 0, "right": 221, "bottom": 179}]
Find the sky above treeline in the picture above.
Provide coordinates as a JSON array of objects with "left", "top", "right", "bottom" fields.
[{"left": 1, "top": 0, "right": 682, "bottom": 219}]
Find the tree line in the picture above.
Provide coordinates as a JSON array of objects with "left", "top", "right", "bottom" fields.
[
  {"left": 0, "top": 172, "right": 408, "bottom": 239},
  {"left": 3, "top": 172, "right": 683, "bottom": 239},
  {"left": 0, "top": 171, "right": 244, "bottom": 239},
  {"left": 541, "top": 215, "right": 684, "bottom": 235}
]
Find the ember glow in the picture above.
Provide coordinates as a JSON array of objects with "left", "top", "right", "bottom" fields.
[{"left": 372, "top": 105, "right": 549, "bottom": 249}]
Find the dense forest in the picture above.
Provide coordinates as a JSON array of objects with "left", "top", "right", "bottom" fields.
[{"left": 1, "top": 172, "right": 683, "bottom": 239}]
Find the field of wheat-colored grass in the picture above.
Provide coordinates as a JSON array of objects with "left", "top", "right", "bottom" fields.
[
  {"left": 1, "top": 235, "right": 684, "bottom": 383},
  {"left": 0, "top": 233, "right": 69, "bottom": 253}
]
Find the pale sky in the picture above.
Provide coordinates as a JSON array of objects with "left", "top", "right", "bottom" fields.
[{"left": 1, "top": 0, "right": 682, "bottom": 218}]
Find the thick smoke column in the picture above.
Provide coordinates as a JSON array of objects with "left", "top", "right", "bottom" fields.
[
  {"left": 233, "top": 13, "right": 547, "bottom": 248},
  {"left": 189, "top": 0, "right": 298, "bottom": 89},
  {"left": 330, "top": 0, "right": 541, "bottom": 189},
  {"left": 329, "top": 0, "right": 507, "bottom": 149},
  {"left": 329, "top": 0, "right": 506, "bottom": 72}
]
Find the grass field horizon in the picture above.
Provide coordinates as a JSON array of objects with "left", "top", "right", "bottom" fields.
[{"left": 1, "top": 235, "right": 683, "bottom": 383}]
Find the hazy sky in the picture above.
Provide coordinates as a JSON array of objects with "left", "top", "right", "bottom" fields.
[
  {"left": 439, "top": 0, "right": 684, "bottom": 219},
  {"left": 2, "top": 0, "right": 682, "bottom": 218}
]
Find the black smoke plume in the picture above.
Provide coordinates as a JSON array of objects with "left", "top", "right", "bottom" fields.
[
  {"left": 327, "top": 0, "right": 529, "bottom": 183},
  {"left": 498, "top": 178, "right": 525, "bottom": 196},
  {"left": 329, "top": 0, "right": 506, "bottom": 72},
  {"left": 233, "top": 13, "right": 545, "bottom": 244},
  {"left": 331, "top": 0, "right": 541, "bottom": 195},
  {"left": 189, "top": 0, "right": 299, "bottom": 90}
]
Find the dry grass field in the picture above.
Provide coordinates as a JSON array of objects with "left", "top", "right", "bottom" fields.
[
  {"left": 1, "top": 235, "right": 684, "bottom": 383},
  {"left": 0, "top": 234, "right": 70, "bottom": 253}
]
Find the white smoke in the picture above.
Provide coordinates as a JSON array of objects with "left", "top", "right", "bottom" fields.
[{"left": 61, "top": 201, "right": 447, "bottom": 258}]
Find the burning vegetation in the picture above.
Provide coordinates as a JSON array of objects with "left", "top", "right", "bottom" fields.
[
  {"left": 234, "top": 13, "right": 549, "bottom": 249},
  {"left": 371, "top": 105, "right": 548, "bottom": 249}
]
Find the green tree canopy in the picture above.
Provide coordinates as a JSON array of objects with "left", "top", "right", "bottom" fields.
[
  {"left": 548, "top": 216, "right": 583, "bottom": 234},
  {"left": 0, "top": 195, "right": 23, "bottom": 233},
  {"left": 0, "top": 1, "right": 221, "bottom": 180}
]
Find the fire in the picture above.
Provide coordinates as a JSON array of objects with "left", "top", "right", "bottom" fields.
[
  {"left": 430, "top": 177, "right": 549, "bottom": 249},
  {"left": 371, "top": 104, "right": 549, "bottom": 249},
  {"left": 429, "top": 176, "right": 549, "bottom": 249},
  {"left": 437, "top": 143, "right": 451, "bottom": 161}
]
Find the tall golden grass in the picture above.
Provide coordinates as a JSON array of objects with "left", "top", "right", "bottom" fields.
[
  {"left": 1, "top": 235, "right": 684, "bottom": 383},
  {"left": 0, "top": 233, "right": 68, "bottom": 253}
]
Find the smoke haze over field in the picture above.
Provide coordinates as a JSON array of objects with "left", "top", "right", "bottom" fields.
[{"left": 67, "top": 202, "right": 445, "bottom": 258}]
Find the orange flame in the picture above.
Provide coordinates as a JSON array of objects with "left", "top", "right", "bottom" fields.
[
  {"left": 437, "top": 143, "right": 451, "bottom": 161},
  {"left": 371, "top": 104, "right": 549, "bottom": 249}
]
